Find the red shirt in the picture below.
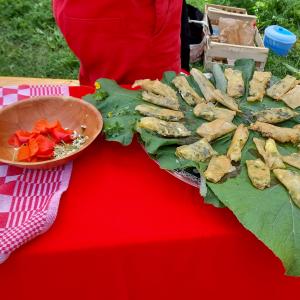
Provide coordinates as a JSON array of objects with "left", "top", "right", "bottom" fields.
[{"left": 53, "top": 0, "right": 182, "bottom": 86}]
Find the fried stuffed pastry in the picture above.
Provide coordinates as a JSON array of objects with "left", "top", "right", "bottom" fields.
[
  {"left": 247, "top": 71, "right": 272, "bottom": 102},
  {"left": 254, "top": 107, "right": 298, "bottom": 124},
  {"left": 224, "top": 68, "right": 244, "bottom": 98},
  {"left": 249, "top": 121, "right": 300, "bottom": 144},
  {"left": 246, "top": 159, "right": 271, "bottom": 190},
  {"left": 138, "top": 117, "right": 191, "bottom": 137},
  {"left": 253, "top": 138, "right": 268, "bottom": 163},
  {"left": 140, "top": 91, "right": 179, "bottom": 111},
  {"left": 133, "top": 79, "right": 180, "bottom": 110},
  {"left": 214, "top": 89, "right": 240, "bottom": 112},
  {"left": 172, "top": 76, "right": 204, "bottom": 106},
  {"left": 227, "top": 124, "right": 249, "bottom": 162},
  {"left": 294, "top": 124, "right": 300, "bottom": 131},
  {"left": 190, "top": 68, "right": 217, "bottom": 102},
  {"left": 196, "top": 119, "right": 237, "bottom": 142},
  {"left": 253, "top": 137, "right": 285, "bottom": 169},
  {"left": 281, "top": 85, "right": 300, "bottom": 109},
  {"left": 264, "top": 138, "right": 286, "bottom": 169},
  {"left": 282, "top": 153, "right": 300, "bottom": 170},
  {"left": 135, "top": 104, "right": 184, "bottom": 121},
  {"left": 175, "top": 139, "right": 217, "bottom": 162},
  {"left": 204, "top": 155, "right": 235, "bottom": 183},
  {"left": 273, "top": 169, "right": 300, "bottom": 208},
  {"left": 266, "top": 75, "right": 297, "bottom": 100},
  {"left": 193, "top": 102, "right": 236, "bottom": 122}
]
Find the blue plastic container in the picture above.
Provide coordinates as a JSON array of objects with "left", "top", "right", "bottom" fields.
[{"left": 264, "top": 25, "right": 297, "bottom": 56}]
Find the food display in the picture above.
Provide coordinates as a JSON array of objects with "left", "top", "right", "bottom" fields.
[
  {"left": 138, "top": 117, "right": 192, "bottom": 138},
  {"left": 132, "top": 79, "right": 180, "bottom": 110},
  {"left": 249, "top": 121, "right": 300, "bottom": 143},
  {"left": 259, "top": 138, "right": 285, "bottom": 169},
  {"left": 245, "top": 159, "right": 270, "bottom": 190},
  {"left": 227, "top": 124, "right": 249, "bottom": 162},
  {"left": 172, "top": 75, "right": 204, "bottom": 105},
  {"left": 282, "top": 153, "right": 300, "bottom": 169},
  {"left": 85, "top": 59, "right": 300, "bottom": 276},
  {"left": 193, "top": 102, "right": 236, "bottom": 122},
  {"left": 266, "top": 75, "right": 297, "bottom": 100},
  {"left": 204, "top": 155, "right": 235, "bottom": 183},
  {"left": 175, "top": 139, "right": 217, "bottom": 163},
  {"left": 253, "top": 107, "right": 298, "bottom": 123},
  {"left": 196, "top": 118, "right": 237, "bottom": 142},
  {"left": 224, "top": 68, "right": 244, "bottom": 98},
  {"left": 135, "top": 104, "right": 184, "bottom": 121},
  {"left": 247, "top": 71, "right": 272, "bottom": 102},
  {"left": 190, "top": 68, "right": 217, "bottom": 102},
  {"left": 281, "top": 85, "right": 300, "bottom": 109},
  {"left": 213, "top": 89, "right": 240, "bottom": 111}
]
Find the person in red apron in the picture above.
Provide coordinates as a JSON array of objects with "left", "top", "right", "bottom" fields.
[{"left": 52, "top": 0, "right": 183, "bottom": 86}]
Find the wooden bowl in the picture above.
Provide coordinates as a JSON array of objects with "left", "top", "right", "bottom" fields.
[{"left": 0, "top": 96, "right": 103, "bottom": 169}]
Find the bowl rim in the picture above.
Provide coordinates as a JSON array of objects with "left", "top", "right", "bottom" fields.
[{"left": 0, "top": 95, "right": 103, "bottom": 168}]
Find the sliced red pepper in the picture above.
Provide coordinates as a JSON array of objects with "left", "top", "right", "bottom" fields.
[
  {"left": 17, "top": 144, "right": 31, "bottom": 162},
  {"left": 15, "top": 130, "right": 36, "bottom": 144},
  {"left": 33, "top": 119, "right": 50, "bottom": 134},
  {"left": 8, "top": 130, "right": 37, "bottom": 147},
  {"left": 8, "top": 133, "right": 21, "bottom": 147},
  {"left": 33, "top": 119, "right": 61, "bottom": 134},
  {"left": 35, "top": 134, "right": 56, "bottom": 157},
  {"left": 50, "top": 127, "right": 73, "bottom": 143},
  {"left": 10, "top": 118, "right": 75, "bottom": 162},
  {"left": 28, "top": 138, "right": 39, "bottom": 157}
]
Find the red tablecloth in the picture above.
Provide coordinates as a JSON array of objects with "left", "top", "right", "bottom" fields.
[{"left": 1, "top": 87, "right": 300, "bottom": 299}]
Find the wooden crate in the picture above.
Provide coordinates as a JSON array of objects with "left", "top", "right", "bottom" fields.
[
  {"left": 203, "top": 4, "right": 269, "bottom": 71},
  {"left": 205, "top": 4, "right": 248, "bottom": 15}
]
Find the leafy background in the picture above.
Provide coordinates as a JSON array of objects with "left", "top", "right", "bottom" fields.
[
  {"left": 0, "top": 0, "right": 79, "bottom": 78},
  {"left": 188, "top": 0, "right": 300, "bottom": 77},
  {"left": 0, "top": 0, "right": 299, "bottom": 78}
]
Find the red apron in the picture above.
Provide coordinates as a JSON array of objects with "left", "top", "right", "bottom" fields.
[{"left": 53, "top": 0, "right": 182, "bottom": 86}]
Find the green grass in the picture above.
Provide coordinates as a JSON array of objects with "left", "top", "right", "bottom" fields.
[
  {"left": 0, "top": 0, "right": 299, "bottom": 79},
  {"left": 0, "top": 0, "right": 79, "bottom": 79}
]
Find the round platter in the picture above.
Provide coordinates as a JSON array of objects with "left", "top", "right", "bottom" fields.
[{"left": 139, "top": 142, "right": 200, "bottom": 188}]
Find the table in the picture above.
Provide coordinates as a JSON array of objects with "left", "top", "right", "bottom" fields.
[
  {"left": 0, "top": 76, "right": 79, "bottom": 86},
  {"left": 0, "top": 80, "right": 300, "bottom": 299}
]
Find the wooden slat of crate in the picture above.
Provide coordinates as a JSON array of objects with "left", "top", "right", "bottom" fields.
[
  {"left": 205, "top": 4, "right": 247, "bottom": 15},
  {"left": 255, "top": 29, "right": 264, "bottom": 47},
  {"left": 205, "top": 40, "right": 269, "bottom": 70},
  {"left": 206, "top": 42, "right": 268, "bottom": 61},
  {"left": 206, "top": 7, "right": 256, "bottom": 26},
  {"left": 204, "top": 48, "right": 267, "bottom": 71}
]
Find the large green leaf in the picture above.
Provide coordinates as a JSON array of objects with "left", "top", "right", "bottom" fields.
[
  {"left": 212, "top": 63, "right": 227, "bottom": 93},
  {"left": 84, "top": 79, "right": 142, "bottom": 145},
  {"left": 205, "top": 186, "right": 226, "bottom": 208},
  {"left": 87, "top": 60, "right": 300, "bottom": 276}
]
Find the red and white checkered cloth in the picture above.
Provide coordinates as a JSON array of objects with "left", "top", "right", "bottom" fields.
[{"left": 0, "top": 85, "right": 73, "bottom": 263}]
